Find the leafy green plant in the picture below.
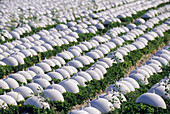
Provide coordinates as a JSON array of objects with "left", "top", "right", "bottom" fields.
[
  {"left": 108, "top": 61, "right": 170, "bottom": 113},
  {"left": 0, "top": 2, "right": 169, "bottom": 113}
]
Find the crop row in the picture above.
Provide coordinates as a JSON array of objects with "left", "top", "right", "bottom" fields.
[
  {"left": 0, "top": 2, "right": 168, "bottom": 79},
  {"left": 69, "top": 32, "right": 170, "bottom": 114},
  {"left": 0, "top": 22, "right": 168, "bottom": 113}
]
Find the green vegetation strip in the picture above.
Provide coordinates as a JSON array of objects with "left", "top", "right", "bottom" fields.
[
  {"left": 0, "top": 1, "right": 166, "bottom": 79},
  {"left": 0, "top": 25, "right": 168, "bottom": 114},
  {"left": 49, "top": 30, "right": 169, "bottom": 113},
  {"left": 0, "top": 3, "right": 169, "bottom": 113},
  {"left": 108, "top": 64, "right": 170, "bottom": 114},
  {"left": 0, "top": 1, "right": 169, "bottom": 45},
  {"left": 0, "top": 32, "right": 101, "bottom": 78},
  {"left": 0, "top": 12, "right": 138, "bottom": 78}
]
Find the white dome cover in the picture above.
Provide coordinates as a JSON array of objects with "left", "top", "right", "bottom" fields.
[
  {"left": 18, "top": 71, "right": 33, "bottom": 79},
  {"left": 127, "top": 23, "right": 136, "bottom": 30},
  {"left": 85, "top": 55, "right": 94, "bottom": 63},
  {"left": 53, "top": 56, "right": 66, "bottom": 65},
  {"left": 88, "top": 67, "right": 104, "bottom": 79},
  {"left": 137, "top": 37, "right": 148, "bottom": 45},
  {"left": 0, "top": 61, "right": 6, "bottom": 66},
  {"left": 59, "top": 79, "right": 79, "bottom": 93},
  {"left": 33, "top": 78, "right": 50, "bottom": 88},
  {"left": 28, "top": 66, "right": 44, "bottom": 74},
  {"left": 74, "top": 71, "right": 93, "bottom": 81},
  {"left": 77, "top": 44, "right": 88, "bottom": 51},
  {"left": 86, "top": 51, "right": 100, "bottom": 59},
  {"left": 95, "top": 23, "right": 105, "bottom": 29},
  {"left": 11, "top": 54, "right": 25, "bottom": 64},
  {"left": 97, "top": 47, "right": 109, "bottom": 55},
  {"left": 42, "top": 59, "right": 56, "bottom": 67},
  {"left": 86, "top": 70, "right": 101, "bottom": 80},
  {"left": 7, "top": 91, "right": 24, "bottom": 102},
  {"left": 139, "top": 66, "right": 153, "bottom": 75},
  {"left": 56, "top": 24, "right": 68, "bottom": 30},
  {"left": 31, "top": 46, "right": 43, "bottom": 52},
  {"left": 90, "top": 40, "right": 100, "bottom": 47},
  {"left": 145, "top": 59, "right": 162, "bottom": 67},
  {"left": 55, "top": 69, "right": 70, "bottom": 79},
  {"left": 68, "top": 46, "right": 82, "bottom": 53},
  {"left": 148, "top": 83, "right": 170, "bottom": 99},
  {"left": 67, "top": 60, "right": 83, "bottom": 68},
  {"left": 81, "top": 41, "right": 93, "bottom": 49},
  {"left": 75, "top": 56, "right": 90, "bottom": 65},
  {"left": 116, "top": 49, "right": 128, "bottom": 56},
  {"left": 110, "top": 38, "right": 122, "bottom": 46},
  {"left": 124, "top": 45, "right": 136, "bottom": 51},
  {"left": 100, "top": 93, "right": 121, "bottom": 108},
  {"left": 24, "top": 96, "right": 50, "bottom": 109},
  {"left": 91, "top": 64, "right": 107, "bottom": 74},
  {"left": 50, "top": 59, "right": 62, "bottom": 67},
  {"left": 41, "top": 43, "right": 53, "bottom": 50},
  {"left": 130, "top": 68, "right": 150, "bottom": 78},
  {"left": 28, "top": 49, "right": 37, "bottom": 55},
  {"left": 92, "top": 36, "right": 106, "bottom": 43},
  {"left": 0, "top": 80, "right": 9, "bottom": 89},
  {"left": 10, "top": 31, "right": 20, "bottom": 39},
  {"left": 76, "top": 29, "right": 88, "bottom": 34},
  {"left": 136, "top": 93, "right": 166, "bottom": 109},
  {"left": 36, "top": 63, "right": 52, "bottom": 72},
  {"left": 69, "top": 66, "right": 78, "bottom": 74},
  {"left": 134, "top": 18, "right": 145, "bottom": 24},
  {"left": 148, "top": 63, "right": 162, "bottom": 73},
  {"left": 33, "top": 74, "right": 52, "bottom": 81},
  {"left": 104, "top": 42, "right": 116, "bottom": 49},
  {"left": 20, "top": 50, "right": 32, "bottom": 57},
  {"left": 57, "top": 52, "right": 72, "bottom": 60},
  {"left": 71, "top": 76, "right": 87, "bottom": 87},
  {"left": 92, "top": 49, "right": 104, "bottom": 58},
  {"left": 129, "top": 73, "right": 148, "bottom": 85},
  {"left": 0, "top": 95, "right": 17, "bottom": 105},
  {"left": 43, "top": 89, "right": 64, "bottom": 102},
  {"left": 14, "top": 86, "right": 34, "bottom": 98},
  {"left": 68, "top": 49, "right": 81, "bottom": 57},
  {"left": 2, "top": 57, "right": 18, "bottom": 66},
  {"left": 47, "top": 71, "right": 63, "bottom": 80},
  {"left": 89, "top": 97, "right": 113, "bottom": 113},
  {"left": 132, "top": 42, "right": 144, "bottom": 49},
  {"left": 155, "top": 49, "right": 170, "bottom": 56},
  {"left": 25, "top": 83, "right": 43, "bottom": 93},
  {"left": 118, "top": 80, "right": 135, "bottom": 92},
  {"left": 99, "top": 58, "right": 113, "bottom": 67},
  {"left": 9, "top": 73, "right": 27, "bottom": 84},
  {"left": 45, "top": 84, "right": 66, "bottom": 93},
  {"left": 120, "top": 77, "right": 140, "bottom": 88},
  {"left": 106, "top": 82, "right": 130, "bottom": 94},
  {"left": 27, "top": 70, "right": 36, "bottom": 77},
  {"left": 67, "top": 22, "right": 77, "bottom": 27},
  {"left": 158, "top": 54, "right": 170, "bottom": 61},
  {"left": 141, "top": 34, "right": 154, "bottom": 41},
  {"left": 84, "top": 104, "right": 101, "bottom": 114},
  {"left": 4, "top": 78, "right": 19, "bottom": 89},
  {"left": 68, "top": 109, "right": 89, "bottom": 114},
  {"left": 152, "top": 56, "right": 168, "bottom": 66},
  {"left": 143, "top": 65, "right": 156, "bottom": 74}
]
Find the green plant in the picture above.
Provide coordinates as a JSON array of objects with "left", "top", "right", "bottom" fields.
[{"left": 108, "top": 65, "right": 170, "bottom": 114}]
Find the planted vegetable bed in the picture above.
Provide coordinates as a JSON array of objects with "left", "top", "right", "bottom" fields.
[{"left": 0, "top": 0, "right": 169, "bottom": 114}]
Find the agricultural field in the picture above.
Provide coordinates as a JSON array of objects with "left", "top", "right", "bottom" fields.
[{"left": 0, "top": 0, "right": 169, "bottom": 113}]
